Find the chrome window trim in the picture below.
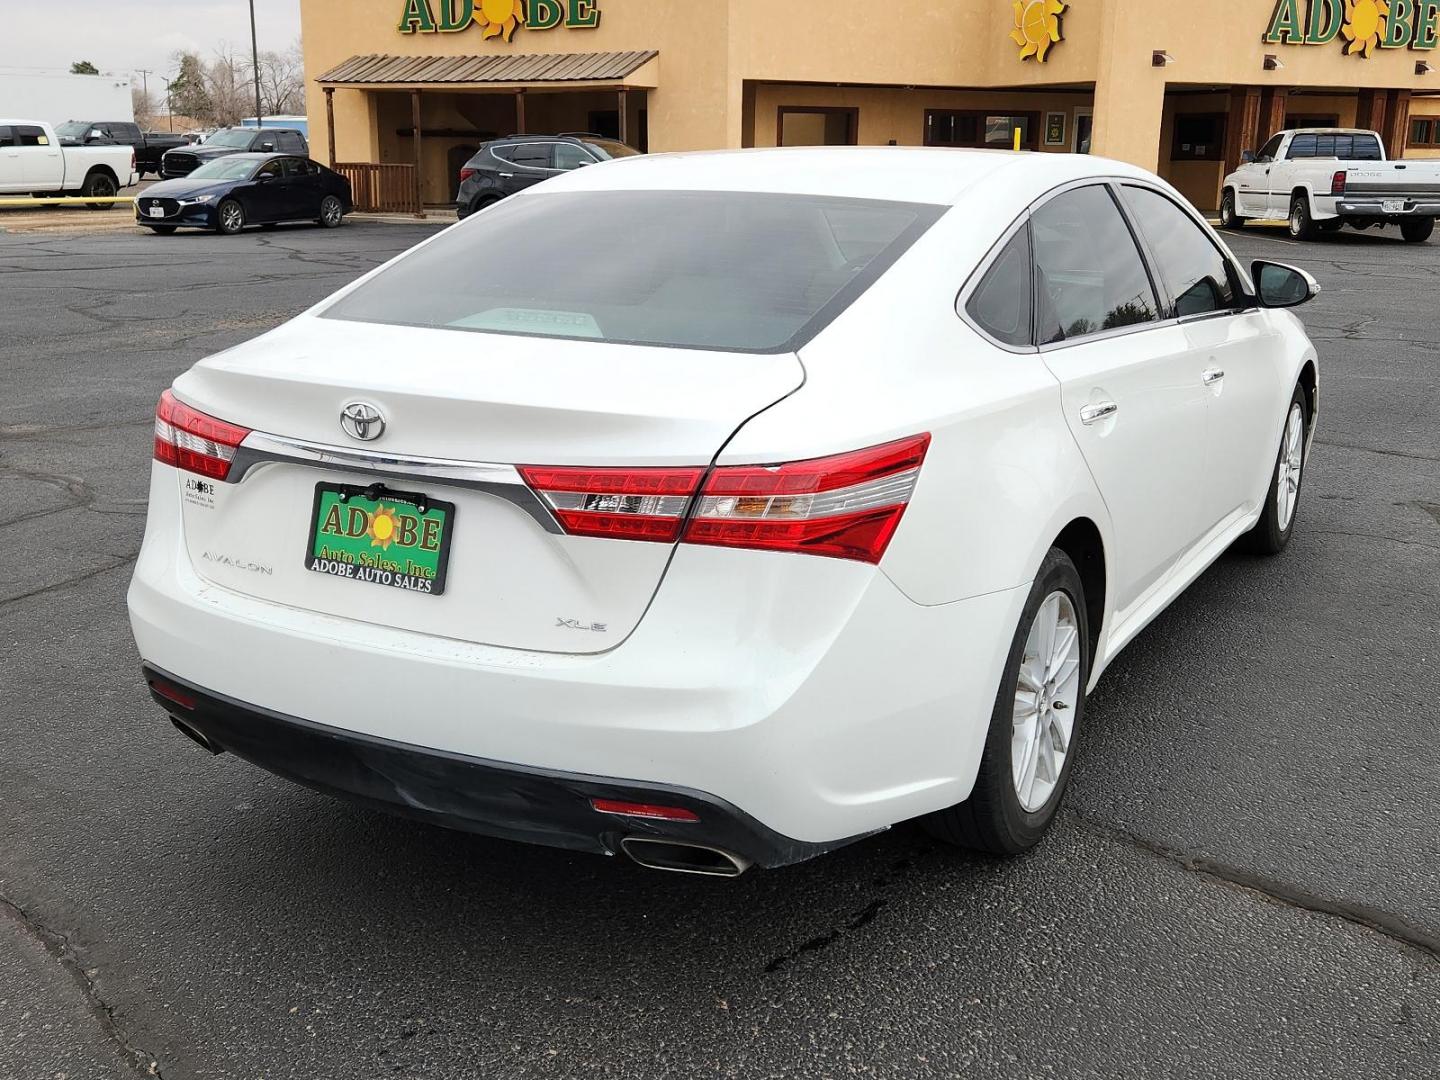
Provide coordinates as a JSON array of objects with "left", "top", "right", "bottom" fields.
[{"left": 228, "top": 431, "right": 563, "bottom": 533}]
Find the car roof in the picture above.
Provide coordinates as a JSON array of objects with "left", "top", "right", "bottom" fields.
[
  {"left": 531, "top": 145, "right": 1158, "bottom": 206},
  {"left": 193, "top": 152, "right": 304, "bottom": 162}
]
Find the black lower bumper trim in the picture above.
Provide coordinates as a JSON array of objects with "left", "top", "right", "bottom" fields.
[{"left": 141, "top": 665, "right": 864, "bottom": 869}]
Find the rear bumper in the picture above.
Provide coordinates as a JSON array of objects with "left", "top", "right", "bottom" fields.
[
  {"left": 143, "top": 665, "right": 852, "bottom": 868},
  {"left": 129, "top": 463, "right": 1027, "bottom": 849},
  {"left": 1335, "top": 199, "right": 1440, "bottom": 217}
]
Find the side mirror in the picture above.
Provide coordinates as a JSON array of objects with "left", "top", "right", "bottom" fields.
[
  {"left": 256, "top": 172, "right": 275, "bottom": 183},
  {"left": 1240, "top": 149, "right": 1256, "bottom": 164},
  {"left": 259, "top": 142, "right": 275, "bottom": 152},
  {"left": 1252, "top": 260, "right": 1319, "bottom": 308}
]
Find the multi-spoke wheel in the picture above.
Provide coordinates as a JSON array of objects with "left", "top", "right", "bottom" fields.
[
  {"left": 318, "top": 195, "right": 344, "bottom": 228},
  {"left": 1239, "top": 384, "right": 1309, "bottom": 555},
  {"left": 1011, "top": 591, "right": 1082, "bottom": 813},
  {"left": 925, "top": 547, "right": 1090, "bottom": 855},
  {"left": 216, "top": 199, "right": 246, "bottom": 235}
]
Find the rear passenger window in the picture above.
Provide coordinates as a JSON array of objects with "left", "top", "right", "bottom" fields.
[
  {"left": 1120, "top": 186, "right": 1238, "bottom": 317},
  {"left": 0, "top": 126, "right": 13, "bottom": 148},
  {"left": 1351, "top": 134, "right": 1382, "bottom": 159},
  {"left": 965, "top": 225, "right": 1031, "bottom": 347},
  {"left": 278, "top": 132, "right": 306, "bottom": 153},
  {"left": 1287, "top": 134, "right": 1317, "bottom": 158},
  {"left": 1032, "top": 185, "right": 1159, "bottom": 345},
  {"left": 497, "top": 143, "right": 551, "bottom": 169},
  {"left": 17, "top": 125, "right": 49, "bottom": 146}
]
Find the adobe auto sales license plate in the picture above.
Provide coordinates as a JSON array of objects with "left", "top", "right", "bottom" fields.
[{"left": 306, "top": 483, "right": 454, "bottom": 595}]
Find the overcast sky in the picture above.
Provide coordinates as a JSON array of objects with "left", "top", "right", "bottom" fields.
[{"left": 6, "top": 0, "right": 302, "bottom": 87}]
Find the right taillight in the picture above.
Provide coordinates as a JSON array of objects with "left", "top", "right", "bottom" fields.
[
  {"left": 521, "top": 434, "right": 929, "bottom": 564},
  {"left": 153, "top": 389, "right": 251, "bottom": 480},
  {"left": 1331, "top": 169, "right": 1346, "bottom": 196},
  {"left": 685, "top": 434, "right": 930, "bottom": 563},
  {"left": 459, "top": 167, "right": 476, "bottom": 183}
]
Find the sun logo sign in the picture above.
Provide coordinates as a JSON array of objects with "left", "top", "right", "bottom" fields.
[
  {"left": 1341, "top": 0, "right": 1390, "bottom": 54},
  {"left": 1010, "top": 0, "right": 1067, "bottom": 63}
]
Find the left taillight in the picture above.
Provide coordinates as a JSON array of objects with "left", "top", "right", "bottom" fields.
[
  {"left": 520, "top": 434, "right": 930, "bottom": 564},
  {"left": 1331, "top": 169, "right": 1346, "bottom": 196},
  {"left": 153, "top": 388, "right": 251, "bottom": 481}
]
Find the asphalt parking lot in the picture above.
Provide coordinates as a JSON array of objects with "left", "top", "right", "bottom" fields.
[{"left": 1, "top": 218, "right": 1437, "bottom": 1080}]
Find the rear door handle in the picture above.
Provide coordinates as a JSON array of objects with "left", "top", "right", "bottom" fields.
[
  {"left": 498, "top": 172, "right": 514, "bottom": 178},
  {"left": 1079, "top": 401, "right": 1118, "bottom": 425},
  {"left": 1202, "top": 367, "right": 1225, "bottom": 385}
]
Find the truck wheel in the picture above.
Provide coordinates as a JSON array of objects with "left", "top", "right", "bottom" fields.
[
  {"left": 82, "top": 171, "right": 118, "bottom": 210},
  {"left": 1401, "top": 218, "right": 1435, "bottom": 244},
  {"left": 1288, "top": 194, "right": 1317, "bottom": 241},
  {"left": 216, "top": 199, "right": 246, "bottom": 235},
  {"left": 1219, "top": 191, "right": 1245, "bottom": 229}
]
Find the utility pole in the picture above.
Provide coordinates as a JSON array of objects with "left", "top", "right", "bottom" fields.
[
  {"left": 161, "top": 75, "right": 175, "bottom": 132},
  {"left": 248, "top": 0, "right": 263, "bottom": 129},
  {"left": 137, "top": 68, "right": 152, "bottom": 125}
]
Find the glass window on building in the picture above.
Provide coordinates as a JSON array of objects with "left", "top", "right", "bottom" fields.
[
  {"left": 1412, "top": 118, "right": 1440, "bottom": 148},
  {"left": 1032, "top": 185, "right": 1159, "bottom": 345},
  {"left": 778, "top": 108, "right": 857, "bottom": 146},
  {"left": 925, "top": 111, "right": 1036, "bottom": 150},
  {"left": 1170, "top": 114, "right": 1225, "bottom": 161}
]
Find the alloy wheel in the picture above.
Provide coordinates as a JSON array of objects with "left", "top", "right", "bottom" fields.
[
  {"left": 1275, "top": 402, "right": 1305, "bottom": 531},
  {"left": 221, "top": 204, "right": 243, "bottom": 232},
  {"left": 1011, "top": 590, "right": 1082, "bottom": 813},
  {"left": 322, "top": 197, "right": 342, "bottom": 226}
]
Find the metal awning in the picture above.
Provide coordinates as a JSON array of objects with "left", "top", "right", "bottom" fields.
[{"left": 316, "top": 50, "right": 658, "bottom": 87}]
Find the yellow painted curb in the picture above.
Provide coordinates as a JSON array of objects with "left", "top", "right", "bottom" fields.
[{"left": 0, "top": 196, "right": 136, "bottom": 207}]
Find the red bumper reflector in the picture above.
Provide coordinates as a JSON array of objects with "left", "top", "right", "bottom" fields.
[
  {"left": 590, "top": 798, "right": 700, "bottom": 822},
  {"left": 149, "top": 678, "right": 197, "bottom": 710}
]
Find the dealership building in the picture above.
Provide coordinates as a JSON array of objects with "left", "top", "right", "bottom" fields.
[{"left": 301, "top": 0, "right": 1440, "bottom": 211}]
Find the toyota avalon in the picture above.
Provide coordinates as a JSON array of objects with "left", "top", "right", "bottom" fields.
[{"left": 129, "top": 147, "right": 1319, "bottom": 876}]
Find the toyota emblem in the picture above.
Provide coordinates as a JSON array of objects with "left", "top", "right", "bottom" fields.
[{"left": 340, "top": 401, "right": 386, "bottom": 442}]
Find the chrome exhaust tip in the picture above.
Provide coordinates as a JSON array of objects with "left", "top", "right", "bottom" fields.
[
  {"left": 170, "top": 715, "right": 223, "bottom": 755},
  {"left": 620, "top": 837, "right": 752, "bottom": 877}
]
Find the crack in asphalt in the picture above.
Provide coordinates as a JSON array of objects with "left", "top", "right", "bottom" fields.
[
  {"left": 0, "top": 893, "right": 166, "bottom": 1078},
  {"left": 1312, "top": 437, "right": 1440, "bottom": 463},
  {"left": 0, "top": 553, "right": 138, "bottom": 608},
  {"left": 763, "top": 856, "right": 914, "bottom": 973},
  {"left": 1067, "top": 812, "right": 1440, "bottom": 965}
]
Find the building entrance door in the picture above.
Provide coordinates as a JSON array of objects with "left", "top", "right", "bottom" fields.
[{"left": 1072, "top": 109, "right": 1093, "bottom": 153}]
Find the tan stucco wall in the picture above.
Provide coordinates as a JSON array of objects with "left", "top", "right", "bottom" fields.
[{"left": 300, "top": 0, "right": 1440, "bottom": 189}]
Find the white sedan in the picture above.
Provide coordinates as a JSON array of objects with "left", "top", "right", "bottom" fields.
[{"left": 129, "top": 147, "right": 1319, "bottom": 876}]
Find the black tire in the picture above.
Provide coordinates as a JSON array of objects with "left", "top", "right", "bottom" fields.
[
  {"left": 216, "top": 199, "right": 246, "bottom": 235},
  {"left": 1238, "top": 385, "right": 1309, "bottom": 555},
  {"left": 81, "top": 170, "right": 117, "bottom": 210},
  {"left": 1401, "top": 217, "right": 1434, "bottom": 244},
  {"left": 923, "top": 548, "right": 1090, "bottom": 855},
  {"left": 1288, "top": 194, "right": 1317, "bottom": 240},
  {"left": 1219, "top": 190, "right": 1245, "bottom": 229},
  {"left": 466, "top": 194, "right": 502, "bottom": 217},
  {"left": 318, "top": 194, "right": 344, "bottom": 228},
  {"left": 146, "top": 225, "right": 178, "bottom": 235}
]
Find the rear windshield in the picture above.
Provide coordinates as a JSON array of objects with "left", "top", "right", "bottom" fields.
[
  {"left": 205, "top": 129, "right": 254, "bottom": 148},
  {"left": 321, "top": 190, "right": 944, "bottom": 352}
]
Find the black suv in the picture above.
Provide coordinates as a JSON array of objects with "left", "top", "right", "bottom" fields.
[
  {"left": 161, "top": 127, "right": 309, "bottom": 179},
  {"left": 455, "top": 133, "right": 640, "bottom": 218}
]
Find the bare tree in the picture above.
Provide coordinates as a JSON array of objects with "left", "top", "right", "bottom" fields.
[
  {"left": 169, "top": 51, "right": 213, "bottom": 124},
  {"left": 204, "top": 44, "right": 250, "bottom": 127},
  {"left": 256, "top": 43, "right": 305, "bottom": 117},
  {"left": 132, "top": 86, "right": 158, "bottom": 128}
]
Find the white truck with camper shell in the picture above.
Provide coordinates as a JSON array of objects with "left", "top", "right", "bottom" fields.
[
  {"left": 1220, "top": 127, "right": 1440, "bottom": 242},
  {"left": 0, "top": 118, "right": 138, "bottom": 202}
]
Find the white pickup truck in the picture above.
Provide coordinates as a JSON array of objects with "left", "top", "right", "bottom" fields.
[
  {"left": 1221, "top": 128, "right": 1440, "bottom": 242},
  {"left": 0, "top": 118, "right": 138, "bottom": 204}
]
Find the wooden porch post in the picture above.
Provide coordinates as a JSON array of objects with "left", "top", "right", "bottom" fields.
[
  {"left": 1258, "top": 86, "right": 1289, "bottom": 145},
  {"left": 515, "top": 89, "right": 527, "bottom": 135},
  {"left": 1382, "top": 89, "right": 1412, "bottom": 158},
  {"left": 617, "top": 87, "right": 629, "bottom": 146},
  {"left": 324, "top": 87, "right": 336, "bottom": 169},
  {"left": 1222, "top": 86, "right": 1261, "bottom": 175},
  {"left": 411, "top": 88, "right": 424, "bottom": 218}
]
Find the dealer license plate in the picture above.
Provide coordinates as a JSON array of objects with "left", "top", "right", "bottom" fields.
[
  {"left": 305, "top": 483, "right": 454, "bottom": 596},
  {"left": 1383, "top": 199, "right": 1406, "bottom": 213},
  {"left": 148, "top": 206, "right": 165, "bottom": 218}
]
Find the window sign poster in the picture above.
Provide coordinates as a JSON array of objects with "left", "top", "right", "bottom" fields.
[{"left": 1045, "top": 112, "right": 1066, "bottom": 146}]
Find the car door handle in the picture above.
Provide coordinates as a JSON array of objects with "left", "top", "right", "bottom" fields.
[
  {"left": 1202, "top": 368, "right": 1225, "bottom": 385},
  {"left": 1079, "top": 401, "right": 1118, "bottom": 425},
  {"left": 498, "top": 172, "right": 514, "bottom": 178}
]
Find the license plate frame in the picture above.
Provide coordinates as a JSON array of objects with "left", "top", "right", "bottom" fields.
[
  {"left": 304, "top": 482, "right": 455, "bottom": 596},
  {"left": 147, "top": 205, "right": 166, "bottom": 218},
  {"left": 1382, "top": 199, "right": 1406, "bottom": 213}
]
